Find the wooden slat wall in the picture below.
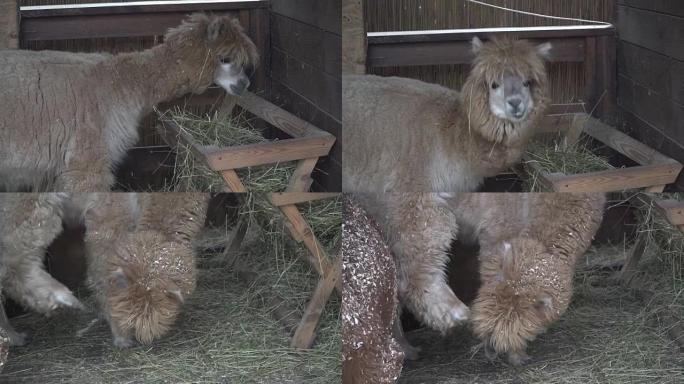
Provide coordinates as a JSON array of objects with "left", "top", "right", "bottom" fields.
[
  {"left": 1, "top": 0, "right": 19, "bottom": 48},
  {"left": 615, "top": 1, "right": 684, "bottom": 190},
  {"left": 366, "top": 0, "right": 615, "bottom": 105},
  {"left": 269, "top": 0, "right": 341, "bottom": 192}
]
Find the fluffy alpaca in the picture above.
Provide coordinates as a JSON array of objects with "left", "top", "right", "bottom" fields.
[
  {"left": 0, "top": 193, "right": 84, "bottom": 346},
  {"left": 343, "top": 37, "right": 551, "bottom": 192},
  {"left": 342, "top": 196, "right": 403, "bottom": 384},
  {"left": 447, "top": 193, "right": 605, "bottom": 365},
  {"left": 83, "top": 193, "right": 209, "bottom": 347},
  {"left": 0, "top": 13, "right": 258, "bottom": 192},
  {"left": 354, "top": 194, "right": 469, "bottom": 334}
]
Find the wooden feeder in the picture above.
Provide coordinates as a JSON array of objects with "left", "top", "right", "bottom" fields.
[{"left": 519, "top": 112, "right": 683, "bottom": 192}]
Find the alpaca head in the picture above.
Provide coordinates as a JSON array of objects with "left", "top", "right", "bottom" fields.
[
  {"left": 164, "top": 13, "right": 259, "bottom": 96},
  {"left": 463, "top": 36, "right": 551, "bottom": 145},
  {"left": 472, "top": 238, "right": 557, "bottom": 365},
  {"left": 106, "top": 230, "right": 196, "bottom": 346}
]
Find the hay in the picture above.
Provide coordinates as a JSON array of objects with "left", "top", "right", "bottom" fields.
[
  {"left": 522, "top": 134, "right": 614, "bottom": 191},
  {"left": 0, "top": 195, "right": 341, "bottom": 384},
  {"left": 158, "top": 109, "right": 296, "bottom": 193}
]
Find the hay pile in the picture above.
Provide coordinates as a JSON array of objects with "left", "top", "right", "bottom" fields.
[
  {"left": 0, "top": 195, "right": 341, "bottom": 384},
  {"left": 159, "top": 109, "right": 296, "bottom": 192},
  {"left": 523, "top": 134, "right": 614, "bottom": 192}
]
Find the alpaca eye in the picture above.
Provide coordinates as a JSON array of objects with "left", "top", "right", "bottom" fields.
[
  {"left": 523, "top": 80, "right": 531, "bottom": 87},
  {"left": 219, "top": 57, "right": 231, "bottom": 64},
  {"left": 491, "top": 82, "right": 499, "bottom": 90}
]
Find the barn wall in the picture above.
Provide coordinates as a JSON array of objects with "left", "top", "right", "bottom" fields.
[
  {"left": 615, "top": 1, "right": 684, "bottom": 190},
  {"left": 268, "top": 0, "right": 342, "bottom": 191}
]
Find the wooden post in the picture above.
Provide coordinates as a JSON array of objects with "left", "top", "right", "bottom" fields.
[
  {"left": 584, "top": 34, "right": 617, "bottom": 124},
  {"left": 0, "top": 0, "right": 19, "bottom": 49},
  {"left": 342, "top": 0, "right": 366, "bottom": 74}
]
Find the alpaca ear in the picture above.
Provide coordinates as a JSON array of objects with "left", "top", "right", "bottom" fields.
[
  {"left": 206, "top": 17, "right": 226, "bottom": 42},
  {"left": 110, "top": 267, "right": 128, "bottom": 289},
  {"left": 472, "top": 36, "right": 484, "bottom": 54},
  {"left": 536, "top": 42, "right": 553, "bottom": 60}
]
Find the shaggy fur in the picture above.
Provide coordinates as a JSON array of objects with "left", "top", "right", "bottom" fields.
[
  {"left": 447, "top": 193, "right": 605, "bottom": 365},
  {"left": 0, "top": 13, "right": 258, "bottom": 192},
  {"left": 0, "top": 193, "right": 84, "bottom": 346},
  {"left": 83, "top": 193, "right": 208, "bottom": 347},
  {"left": 342, "top": 37, "right": 550, "bottom": 192},
  {"left": 355, "top": 193, "right": 469, "bottom": 334},
  {"left": 342, "top": 196, "right": 403, "bottom": 384}
]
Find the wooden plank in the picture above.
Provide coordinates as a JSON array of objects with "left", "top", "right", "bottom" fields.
[
  {"left": 269, "top": 192, "right": 339, "bottom": 207},
  {"left": 547, "top": 103, "right": 586, "bottom": 115},
  {"left": 654, "top": 200, "right": 684, "bottom": 226},
  {"left": 204, "top": 136, "right": 334, "bottom": 170},
  {"left": 550, "top": 163, "right": 682, "bottom": 192},
  {"left": 596, "top": 35, "right": 617, "bottom": 122},
  {"left": 342, "top": 0, "right": 366, "bottom": 74},
  {"left": 291, "top": 256, "right": 341, "bottom": 349},
  {"left": 616, "top": 0, "right": 684, "bottom": 18},
  {"left": 617, "top": 41, "right": 684, "bottom": 106},
  {"left": 220, "top": 170, "right": 247, "bottom": 192},
  {"left": 581, "top": 114, "right": 680, "bottom": 166},
  {"left": 278, "top": 204, "right": 333, "bottom": 278},
  {"left": 237, "top": 92, "right": 334, "bottom": 138},
  {"left": 20, "top": 0, "right": 266, "bottom": 17},
  {"left": 0, "top": 0, "right": 19, "bottom": 49},
  {"left": 616, "top": 5, "right": 684, "bottom": 61},
  {"left": 368, "top": 37, "right": 587, "bottom": 67},
  {"left": 270, "top": 0, "right": 341, "bottom": 35},
  {"left": 249, "top": 7, "right": 270, "bottom": 97},
  {"left": 286, "top": 157, "right": 319, "bottom": 192}
]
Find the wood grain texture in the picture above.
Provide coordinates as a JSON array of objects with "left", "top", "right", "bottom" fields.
[
  {"left": 0, "top": 0, "right": 19, "bottom": 48},
  {"left": 270, "top": 0, "right": 341, "bottom": 35},
  {"left": 616, "top": 0, "right": 684, "bottom": 17},
  {"left": 550, "top": 163, "right": 682, "bottom": 192},
  {"left": 616, "top": 5, "right": 684, "bottom": 61}
]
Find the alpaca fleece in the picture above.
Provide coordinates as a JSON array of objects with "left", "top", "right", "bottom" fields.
[
  {"left": 447, "top": 193, "right": 605, "bottom": 365},
  {"left": 0, "top": 13, "right": 258, "bottom": 192},
  {"left": 83, "top": 193, "right": 209, "bottom": 347},
  {"left": 0, "top": 193, "right": 83, "bottom": 346},
  {"left": 343, "top": 37, "right": 549, "bottom": 193},
  {"left": 342, "top": 196, "right": 403, "bottom": 384}
]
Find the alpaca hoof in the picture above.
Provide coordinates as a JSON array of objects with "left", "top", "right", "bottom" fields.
[
  {"left": 8, "top": 331, "right": 31, "bottom": 347},
  {"left": 507, "top": 351, "right": 531, "bottom": 366},
  {"left": 449, "top": 305, "right": 470, "bottom": 322},
  {"left": 401, "top": 342, "right": 422, "bottom": 361},
  {"left": 423, "top": 292, "right": 470, "bottom": 333},
  {"left": 113, "top": 336, "right": 135, "bottom": 349},
  {"left": 51, "top": 289, "right": 84, "bottom": 310},
  {"left": 484, "top": 343, "right": 498, "bottom": 361}
]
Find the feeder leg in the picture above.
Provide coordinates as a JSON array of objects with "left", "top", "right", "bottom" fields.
[
  {"left": 291, "top": 256, "right": 341, "bottom": 349},
  {"left": 220, "top": 170, "right": 247, "bottom": 192},
  {"left": 646, "top": 185, "right": 666, "bottom": 193},
  {"left": 286, "top": 158, "right": 318, "bottom": 192}
]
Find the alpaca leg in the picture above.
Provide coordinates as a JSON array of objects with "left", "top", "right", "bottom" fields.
[
  {"left": 56, "top": 157, "right": 114, "bottom": 192},
  {"left": 388, "top": 194, "right": 469, "bottom": 333},
  {"left": 0, "top": 300, "right": 30, "bottom": 346},
  {"left": 507, "top": 349, "right": 532, "bottom": 366},
  {"left": 110, "top": 320, "right": 135, "bottom": 349},
  {"left": 392, "top": 314, "right": 421, "bottom": 360}
]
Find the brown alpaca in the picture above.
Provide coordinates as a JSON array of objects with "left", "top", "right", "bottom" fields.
[
  {"left": 342, "top": 196, "right": 403, "bottom": 384},
  {"left": 343, "top": 37, "right": 551, "bottom": 192},
  {"left": 0, "top": 13, "right": 258, "bottom": 192},
  {"left": 448, "top": 193, "right": 605, "bottom": 365},
  {"left": 0, "top": 193, "right": 84, "bottom": 346},
  {"left": 83, "top": 193, "right": 209, "bottom": 347}
]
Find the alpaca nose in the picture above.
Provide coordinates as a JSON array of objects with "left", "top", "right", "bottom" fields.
[{"left": 508, "top": 98, "right": 522, "bottom": 110}]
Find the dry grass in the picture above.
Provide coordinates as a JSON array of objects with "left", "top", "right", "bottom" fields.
[
  {"left": 0, "top": 195, "right": 341, "bottom": 384},
  {"left": 522, "top": 134, "right": 614, "bottom": 191},
  {"left": 158, "top": 109, "right": 296, "bottom": 193}
]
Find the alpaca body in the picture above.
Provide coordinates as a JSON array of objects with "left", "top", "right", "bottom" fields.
[
  {"left": 83, "top": 193, "right": 209, "bottom": 347},
  {"left": 342, "top": 196, "right": 403, "bottom": 384},
  {"left": 343, "top": 38, "right": 550, "bottom": 193},
  {"left": 447, "top": 193, "right": 605, "bottom": 364},
  {"left": 0, "top": 193, "right": 83, "bottom": 346},
  {"left": 0, "top": 14, "right": 258, "bottom": 192}
]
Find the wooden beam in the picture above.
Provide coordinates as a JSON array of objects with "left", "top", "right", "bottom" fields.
[
  {"left": 220, "top": 169, "right": 247, "bottom": 192},
  {"left": 550, "top": 163, "right": 682, "bottom": 192},
  {"left": 0, "top": 0, "right": 19, "bottom": 49},
  {"left": 286, "top": 157, "right": 319, "bottom": 192},
  {"left": 269, "top": 192, "right": 339, "bottom": 207},
  {"left": 204, "top": 136, "right": 334, "bottom": 170},
  {"left": 237, "top": 92, "right": 332, "bottom": 138},
  {"left": 20, "top": 1, "right": 267, "bottom": 17},
  {"left": 654, "top": 200, "right": 684, "bottom": 226}
]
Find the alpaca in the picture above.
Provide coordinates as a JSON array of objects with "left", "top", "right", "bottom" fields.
[
  {"left": 0, "top": 193, "right": 84, "bottom": 346},
  {"left": 342, "top": 196, "right": 403, "bottom": 384},
  {"left": 82, "top": 193, "right": 209, "bottom": 347},
  {"left": 354, "top": 193, "right": 470, "bottom": 335},
  {"left": 446, "top": 193, "right": 605, "bottom": 365},
  {"left": 342, "top": 36, "right": 551, "bottom": 193},
  {"left": 0, "top": 13, "right": 258, "bottom": 192}
]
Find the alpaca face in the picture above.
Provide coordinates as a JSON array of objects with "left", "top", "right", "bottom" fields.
[
  {"left": 487, "top": 72, "right": 534, "bottom": 123},
  {"left": 213, "top": 61, "right": 251, "bottom": 96},
  {"left": 106, "top": 232, "right": 194, "bottom": 347}
]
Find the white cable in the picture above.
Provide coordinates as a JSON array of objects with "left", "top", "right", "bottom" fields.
[{"left": 465, "top": 0, "right": 612, "bottom": 26}]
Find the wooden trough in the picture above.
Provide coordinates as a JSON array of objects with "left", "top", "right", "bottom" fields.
[
  {"left": 519, "top": 113, "right": 683, "bottom": 192},
  {"left": 157, "top": 92, "right": 336, "bottom": 193}
]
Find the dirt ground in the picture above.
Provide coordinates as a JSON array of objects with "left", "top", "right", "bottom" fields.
[
  {"left": 0, "top": 228, "right": 341, "bottom": 384},
  {"left": 399, "top": 244, "right": 684, "bottom": 384}
]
